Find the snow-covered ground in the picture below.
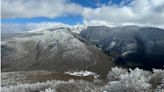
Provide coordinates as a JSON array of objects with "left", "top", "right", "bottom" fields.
[
  {"left": 1, "top": 67, "right": 164, "bottom": 92},
  {"left": 65, "top": 71, "right": 99, "bottom": 79},
  {"left": 1, "top": 70, "right": 55, "bottom": 86},
  {"left": 1, "top": 70, "right": 98, "bottom": 87}
]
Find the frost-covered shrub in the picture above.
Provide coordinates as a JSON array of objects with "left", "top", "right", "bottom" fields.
[
  {"left": 102, "top": 81, "right": 126, "bottom": 92},
  {"left": 1, "top": 80, "right": 100, "bottom": 92},
  {"left": 55, "top": 80, "right": 100, "bottom": 92},
  {"left": 150, "top": 69, "right": 164, "bottom": 91},
  {"left": 119, "top": 68, "right": 151, "bottom": 92},
  {"left": 103, "top": 67, "right": 152, "bottom": 92},
  {"left": 40, "top": 88, "right": 56, "bottom": 92},
  {"left": 107, "top": 67, "right": 127, "bottom": 81},
  {"left": 155, "top": 78, "right": 164, "bottom": 92},
  {"left": 1, "top": 80, "right": 63, "bottom": 92},
  {"left": 150, "top": 69, "right": 164, "bottom": 87}
]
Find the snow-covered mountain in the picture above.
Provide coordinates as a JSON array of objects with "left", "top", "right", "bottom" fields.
[
  {"left": 1, "top": 26, "right": 115, "bottom": 78},
  {"left": 80, "top": 25, "right": 164, "bottom": 69}
]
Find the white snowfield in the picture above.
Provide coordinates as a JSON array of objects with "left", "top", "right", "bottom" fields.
[{"left": 65, "top": 71, "right": 100, "bottom": 79}]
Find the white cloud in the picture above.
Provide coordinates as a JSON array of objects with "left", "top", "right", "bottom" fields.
[
  {"left": 2, "top": 0, "right": 164, "bottom": 28},
  {"left": 83, "top": 0, "right": 164, "bottom": 28},
  {"left": 2, "top": 0, "right": 83, "bottom": 18}
]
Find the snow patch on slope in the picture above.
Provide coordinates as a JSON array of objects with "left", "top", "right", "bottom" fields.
[
  {"left": 110, "top": 41, "right": 116, "bottom": 48},
  {"left": 65, "top": 71, "right": 99, "bottom": 79},
  {"left": 69, "top": 24, "right": 88, "bottom": 34}
]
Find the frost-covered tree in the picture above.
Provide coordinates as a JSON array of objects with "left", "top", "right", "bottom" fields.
[
  {"left": 103, "top": 67, "right": 152, "bottom": 92},
  {"left": 107, "top": 67, "right": 127, "bottom": 81}
]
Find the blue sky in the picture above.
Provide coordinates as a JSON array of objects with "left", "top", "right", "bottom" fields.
[
  {"left": 71, "top": 0, "right": 110, "bottom": 8},
  {"left": 1, "top": 15, "right": 83, "bottom": 25},
  {"left": 2, "top": 0, "right": 164, "bottom": 28},
  {"left": 2, "top": 0, "right": 123, "bottom": 25}
]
